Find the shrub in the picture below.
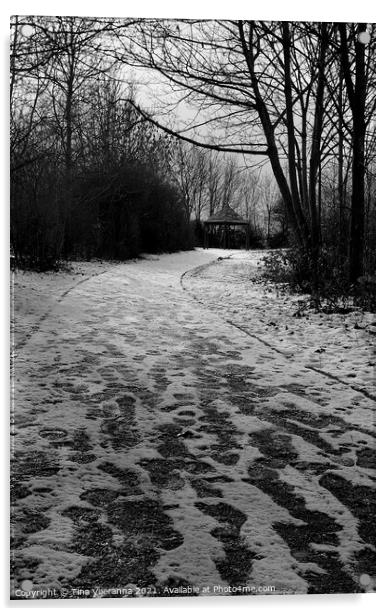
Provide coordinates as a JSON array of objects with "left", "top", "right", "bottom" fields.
[
  {"left": 253, "top": 246, "right": 375, "bottom": 313},
  {"left": 11, "top": 162, "right": 65, "bottom": 271}
]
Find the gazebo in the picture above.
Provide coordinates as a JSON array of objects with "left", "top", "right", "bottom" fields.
[{"left": 203, "top": 205, "right": 250, "bottom": 250}]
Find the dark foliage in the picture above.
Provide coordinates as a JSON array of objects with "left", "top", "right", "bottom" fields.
[
  {"left": 11, "top": 162, "right": 65, "bottom": 271},
  {"left": 253, "top": 245, "right": 375, "bottom": 313},
  {"left": 11, "top": 125, "right": 195, "bottom": 270},
  {"left": 70, "top": 163, "right": 194, "bottom": 261}
]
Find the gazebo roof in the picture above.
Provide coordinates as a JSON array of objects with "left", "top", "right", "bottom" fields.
[{"left": 204, "top": 205, "right": 249, "bottom": 225}]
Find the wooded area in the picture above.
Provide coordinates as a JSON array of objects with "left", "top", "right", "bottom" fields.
[{"left": 10, "top": 17, "right": 375, "bottom": 308}]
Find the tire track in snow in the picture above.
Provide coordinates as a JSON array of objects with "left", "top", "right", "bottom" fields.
[
  {"left": 180, "top": 258, "right": 375, "bottom": 402},
  {"left": 12, "top": 265, "right": 118, "bottom": 353},
  {"left": 11, "top": 251, "right": 375, "bottom": 595}
]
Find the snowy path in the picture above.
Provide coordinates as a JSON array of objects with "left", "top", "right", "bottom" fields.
[{"left": 11, "top": 250, "right": 375, "bottom": 598}]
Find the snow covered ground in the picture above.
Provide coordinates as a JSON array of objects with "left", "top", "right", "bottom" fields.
[
  {"left": 10, "top": 249, "right": 375, "bottom": 599},
  {"left": 11, "top": 260, "right": 110, "bottom": 350},
  {"left": 182, "top": 250, "right": 375, "bottom": 398}
]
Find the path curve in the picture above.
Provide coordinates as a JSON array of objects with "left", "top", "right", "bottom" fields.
[
  {"left": 11, "top": 250, "right": 375, "bottom": 598},
  {"left": 181, "top": 259, "right": 375, "bottom": 402}
]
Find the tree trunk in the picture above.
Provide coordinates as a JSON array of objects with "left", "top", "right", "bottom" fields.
[
  {"left": 307, "top": 23, "right": 328, "bottom": 304},
  {"left": 339, "top": 23, "right": 367, "bottom": 283},
  {"left": 338, "top": 66, "right": 345, "bottom": 258},
  {"left": 350, "top": 108, "right": 366, "bottom": 283},
  {"left": 238, "top": 21, "right": 310, "bottom": 250}
]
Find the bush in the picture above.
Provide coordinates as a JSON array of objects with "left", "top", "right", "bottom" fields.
[
  {"left": 74, "top": 164, "right": 194, "bottom": 260},
  {"left": 255, "top": 248, "right": 315, "bottom": 293},
  {"left": 11, "top": 163, "right": 65, "bottom": 271},
  {"left": 253, "top": 246, "right": 375, "bottom": 313},
  {"left": 266, "top": 230, "right": 290, "bottom": 249},
  {"left": 139, "top": 178, "right": 194, "bottom": 253},
  {"left": 11, "top": 157, "right": 195, "bottom": 269},
  {"left": 356, "top": 275, "right": 376, "bottom": 312},
  {"left": 190, "top": 219, "right": 204, "bottom": 247}
]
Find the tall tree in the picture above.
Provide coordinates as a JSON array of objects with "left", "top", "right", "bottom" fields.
[{"left": 338, "top": 23, "right": 374, "bottom": 283}]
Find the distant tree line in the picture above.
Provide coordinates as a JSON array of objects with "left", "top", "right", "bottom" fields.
[
  {"left": 10, "top": 17, "right": 195, "bottom": 269},
  {"left": 169, "top": 141, "right": 286, "bottom": 247}
]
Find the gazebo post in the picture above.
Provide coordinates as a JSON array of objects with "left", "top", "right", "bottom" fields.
[{"left": 203, "top": 206, "right": 250, "bottom": 251}]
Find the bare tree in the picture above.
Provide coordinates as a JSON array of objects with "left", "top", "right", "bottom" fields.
[
  {"left": 338, "top": 23, "right": 375, "bottom": 282},
  {"left": 220, "top": 158, "right": 242, "bottom": 211},
  {"left": 205, "top": 151, "right": 223, "bottom": 216},
  {"left": 259, "top": 176, "right": 278, "bottom": 243},
  {"left": 171, "top": 141, "right": 208, "bottom": 222},
  {"left": 113, "top": 18, "right": 375, "bottom": 296}
]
